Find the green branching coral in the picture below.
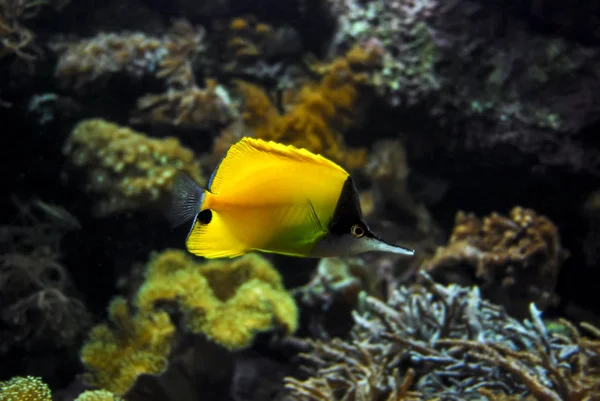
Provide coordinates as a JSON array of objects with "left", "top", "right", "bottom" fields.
[
  {"left": 0, "top": 376, "right": 52, "bottom": 401},
  {"left": 136, "top": 249, "right": 298, "bottom": 350}
]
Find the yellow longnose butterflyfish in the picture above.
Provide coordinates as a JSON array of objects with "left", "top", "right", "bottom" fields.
[{"left": 171, "top": 137, "right": 415, "bottom": 259}]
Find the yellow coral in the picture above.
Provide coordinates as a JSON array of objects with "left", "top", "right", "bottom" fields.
[
  {"left": 233, "top": 43, "right": 383, "bottom": 170},
  {"left": 80, "top": 297, "right": 175, "bottom": 395},
  {"left": 63, "top": 118, "right": 204, "bottom": 216},
  {"left": 136, "top": 250, "right": 298, "bottom": 350},
  {"left": 0, "top": 376, "right": 51, "bottom": 401},
  {"left": 74, "top": 390, "right": 124, "bottom": 401}
]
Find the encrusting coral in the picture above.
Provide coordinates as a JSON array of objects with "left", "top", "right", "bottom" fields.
[
  {"left": 420, "top": 206, "right": 568, "bottom": 317},
  {"left": 79, "top": 297, "right": 176, "bottom": 396},
  {"left": 62, "top": 118, "right": 204, "bottom": 216},
  {"left": 233, "top": 42, "right": 383, "bottom": 170},
  {"left": 79, "top": 250, "right": 297, "bottom": 396},
  {"left": 135, "top": 250, "right": 298, "bottom": 350},
  {"left": 283, "top": 272, "right": 600, "bottom": 401}
]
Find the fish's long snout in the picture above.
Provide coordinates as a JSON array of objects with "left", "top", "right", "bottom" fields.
[{"left": 364, "top": 236, "right": 415, "bottom": 256}]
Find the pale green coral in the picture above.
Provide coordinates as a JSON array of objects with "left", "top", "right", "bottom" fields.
[
  {"left": 0, "top": 376, "right": 52, "bottom": 401},
  {"left": 79, "top": 297, "right": 175, "bottom": 395},
  {"left": 74, "top": 390, "right": 124, "bottom": 401}
]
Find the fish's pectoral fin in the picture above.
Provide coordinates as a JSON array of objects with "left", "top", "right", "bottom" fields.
[
  {"left": 186, "top": 210, "right": 246, "bottom": 259},
  {"left": 170, "top": 171, "right": 206, "bottom": 228},
  {"left": 306, "top": 200, "right": 325, "bottom": 235}
]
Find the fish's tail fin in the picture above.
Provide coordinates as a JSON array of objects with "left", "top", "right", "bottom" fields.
[{"left": 169, "top": 172, "right": 206, "bottom": 228}]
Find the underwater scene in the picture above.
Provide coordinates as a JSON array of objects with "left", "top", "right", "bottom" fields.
[{"left": 1, "top": 0, "right": 600, "bottom": 400}]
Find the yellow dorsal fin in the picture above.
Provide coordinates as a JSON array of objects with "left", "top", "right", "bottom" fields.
[{"left": 207, "top": 137, "right": 349, "bottom": 195}]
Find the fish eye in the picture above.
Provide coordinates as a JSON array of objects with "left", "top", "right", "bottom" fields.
[{"left": 351, "top": 224, "right": 365, "bottom": 238}]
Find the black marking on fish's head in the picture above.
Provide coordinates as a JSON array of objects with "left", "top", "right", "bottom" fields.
[{"left": 310, "top": 177, "right": 415, "bottom": 257}]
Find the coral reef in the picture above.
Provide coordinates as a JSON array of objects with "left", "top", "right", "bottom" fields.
[
  {"left": 327, "top": 0, "right": 600, "bottom": 174},
  {"left": 0, "top": 376, "right": 52, "bottom": 401},
  {"left": 51, "top": 19, "right": 204, "bottom": 91},
  {"left": 233, "top": 42, "right": 383, "bottom": 169},
  {"left": 0, "top": 197, "right": 88, "bottom": 354},
  {"left": 79, "top": 250, "right": 297, "bottom": 396},
  {"left": 80, "top": 297, "right": 175, "bottom": 396},
  {"left": 0, "top": 376, "right": 124, "bottom": 401},
  {"left": 0, "top": 0, "right": 69, "bottom": 62},
  {"left": 420, "top": 206, "right": 568, "bottom": 317},
  {"left": 364, "top": 139, "right": 436, "bottom": 234},
  {"left": 62, "top": 119, "right": 204, "bottom": 216},
  {"left": 284, "top": 272, "right": 600, "bottom": 400},
  {"left": 130, "top": 78, "right": 235, "bottom": 129},
  {"left": 75, "top": 390, "right": 125, "bottom": 401},
  {"left": 136, "top": 250, "right": 298, "bottom": 350}
]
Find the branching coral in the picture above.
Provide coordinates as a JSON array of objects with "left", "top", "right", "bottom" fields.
[
  {"left": 51, "top": 19, "right": 204, "bottom": 90},
  {"left": 234, "top": 43, "right": 382, "bottom": 169},
  {"left": 80, "top": 297, "right": 176, "bottom": 396},
  {"left": 135, "top": 249, "right": 298, "bottom": 350},
  {"left": 0, "top": 376, "right": 52, "bottom": 401},
  {"left": 0, "top": 197, "right": 88, "bottom": 354},
  {"left": 284, "top": 272, "right": 600, "bottom": 400},
  {"left": 62, "top": 118, "right": 204, "bottom": 216},
  {"left": 0, "top": 0, "right": 68, "bottom": 61},
  {"left": 420, "top": 206, "right": 568, "bottom": 317}
]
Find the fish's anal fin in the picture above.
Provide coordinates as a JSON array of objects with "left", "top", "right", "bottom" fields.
[
  {"left": 170, "top": 172, "right": 206, "bottom": 228},
  {"left": 186, "top": 211, "right": 247, "bottom": 259}
]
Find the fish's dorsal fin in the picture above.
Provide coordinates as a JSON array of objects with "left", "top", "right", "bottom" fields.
[{"left": 208, "top": 137, "right": 349, "bottom": 194}]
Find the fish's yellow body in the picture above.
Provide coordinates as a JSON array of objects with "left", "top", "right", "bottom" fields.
[{"left": 171, "top": 137, "right": 415, "bottom": 259}]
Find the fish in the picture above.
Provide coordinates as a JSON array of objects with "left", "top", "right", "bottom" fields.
[{"left": 171, "top": 137, "right": 415, "bottom": 259}]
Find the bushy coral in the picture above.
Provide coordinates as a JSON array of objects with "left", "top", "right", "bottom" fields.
[
  {"left": 80, "top": 297, "right": 176, "bottom": 396},
  {"left": 421, "top": 206, "right": 568, "bottom": 317},
  {"left": 0, "top": 376, "right": 52, "bottom": 401},
  {"left": 63, "top": 118, "right": 204, "bottom": 216},
  {"left": 284, "top": 272, "right": 600, "bottom": 400},
  {"left": 135, "top": 250, "right": 298, "bottom": 350},
  {"left": 130, "top": 78, "right": 235, "bottom": 128},
  {"left": 234, "top": 43, "right": 383, "bottom": 169},
  {"left": 51, "top": 19, "right": 204, "bottom": 90}
]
